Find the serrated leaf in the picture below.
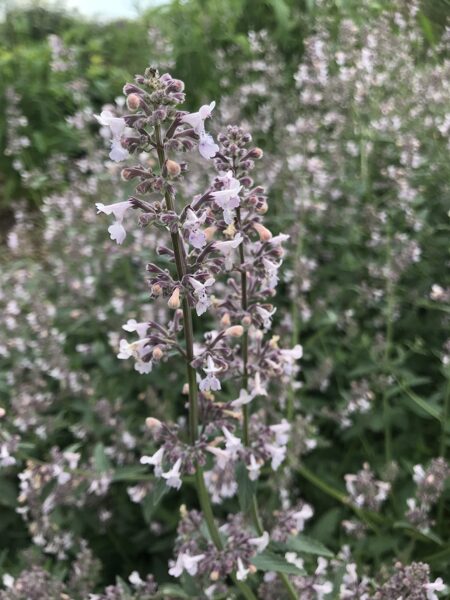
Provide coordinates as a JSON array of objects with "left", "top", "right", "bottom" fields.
[{"left": 251, "top": 550, "right": 305, "bottom": 575}]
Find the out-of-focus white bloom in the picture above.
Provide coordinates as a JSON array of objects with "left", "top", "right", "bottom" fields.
[
  {"left": 247, "top": 454, "right": 262, "bottom": 481},
  {"left": 249, "top": 531, "right": 269, "bottom": 553},
  {"left": 424, "top": 578, "right": 446, "bottom": 600},
  {"left": 236, "top": 557, "right": 250, "bottom": 581},
  {"left": 231, "top": 388, "right": 254, "bottom": 408},
  {"left": 285, "top": 552, "right": 304, "bottom": 570},
  {"left": 94, "top": 110, "right": 130, "bottom": 162},
  {"left": 122, "top": 319, "right": 149, "bottom": 338}
]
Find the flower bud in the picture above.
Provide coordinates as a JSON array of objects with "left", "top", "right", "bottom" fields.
[
  {"left": 210, "top": 571, "right": 220, "bottom": 581},
  {"left": 152, "top": 346, "right": 163, "bottom": 360},
  {"left": 182, "top": 383, "right": 189, "bottom": 395},
  {"left": 220, "top": 312, "right": 231, "bottom": 327},
  {"left": 249, "top": 147, "right": 263, "bottom": 159},
  {"left": 253, "top": 222, "right": 272, "bottom": 242},
  {"left": 121, "top": 168, "right": 135, "bottom": 181},
  {"left": 166, "top": 159, "right": 181, "bottom": 178},
  {"left": 242, "top": 315, "right": 252, "bottom": 327},
  {"left": 126, "top": 93, "right": 141, "bottom": 111},
  {"left": 168, "top": 287, "right": 181, "bottom": 309},
  {"left": 225, "top": 325, "right": 244, "bottom": 338},
  {"left": 0, "top": 407, "right": 5, "bottom": 418},
  {"left": 204, "top": 226, "right": 217, "bottom": 242},
  {"left": 145, "top": 417, "right": 162, "bottom": 431},
  {"left": 151, "top": 283, "right": 162, "bottom": 296},
  {"left": 256, "top": 201, "right": 268, "bottom": 214}
]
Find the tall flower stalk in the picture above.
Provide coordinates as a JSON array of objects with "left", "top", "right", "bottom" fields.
[{"left": 95, "top": 67, "right": 303, "bottom": 596}]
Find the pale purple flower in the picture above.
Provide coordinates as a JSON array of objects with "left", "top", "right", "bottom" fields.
[
  {"left": 210, "top": 171, "right": 242, "bottom": 223},
  {"left": 184, "top": 208, "right": 207, "bottom": 249},
  {"left": 199, "top": 132, "right": 220, "bottom": 160},
  {"left": 199, "top": 356, "right": 221, "bottom": 391},
  {"left": 94, "top": 110, "right": 130, "bottom": 162},
  {"left": 214, "top": 233, "right": 243, "bottom": 270},
  {"left": 181, "top": 102, "right": 219, "bottom": 160},
  {"left": 285, "top": 552, "right": 304, "bottom": 570},
  {"left": 162, "top": 458, "right": 183, "bottom": 489},
  {"left": 251, "top": 372, "right": 268, "bottom": 397},
  {"left": 189, "top": 276, "right": 215, "bottom": 316},
  {"left": 207, "top": 445, "right": 233, "bottom": 469}
]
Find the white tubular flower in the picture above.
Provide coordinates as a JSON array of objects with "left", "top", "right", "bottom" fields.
[
  {"left": 231, "top": 388, "right": 254, "bottom": 408},
  {"left": 269, "top": 420, "right": 291, "bottom": 445},
  {"left": 210, "top": 172, "right": 242, "bottom": 224},
  {"left": 249, "top": 531, "right": 269, "bottom": 553},
  {"left": 189, "top": 276, "right": 215, "bottom": 316},
  {"left": 251, "top": 372, "right": 268, "bottom": 397},
  {"left": 222, "top": 426, "right": 243, "bottom": 456},
  {"left": 94, "top": 110, "right": 130, "bottom": 162},
  {"left": 292, "top": 504, "right": 314, "bottom": 531},
  {"left": 312, "top": 581, "right": 333, "bottom": 599},
  {"left": 122, "top": 319, "right": 150, "bottom": 338},
  {"left": 140, "top": 447, "right": 165, "bottom": 477},
  {"left": 96, "top": 200, "right": 132, "bottom": 245},
  {"left": 182, "top": 102, "right": 215, "bottom": 133},
  {"left": 215, "top": 233, "right": 243, "bottom": 270},
  {"left": 265, "top": 443, "right": 286, "bottom": 471},
  {"left": 256, "top": 305, "right": 277, "bottom": 330},
  {"left": 161, "top": 458, "right": 183, "bottom": 490},
  {"left": 207, "top": 445, "right": 233, "bottom": 469},
  {"left": 424, "top": 578, "right": 446, "bottom": 600},
  {"left": 168, "top": 552, "right": 205, "bottom": 578},
  {"left": 247, "top": 454, "right": 262, "bottom": 481},
  {"left": 181, "top": 102, "right": 218, "bottom": 160},
  {"left": 285, "top": 552, "right": 304, "bottom": 570},
  {"left": 236, "top": 558, "right": 250, "bottom": 581}
]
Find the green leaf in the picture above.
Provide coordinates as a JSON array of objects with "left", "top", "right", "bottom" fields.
[
  {"left": 276, "top": 535, "right": 334, "bottom": 558},
  {"left": 251, "top": 550, "right": 305, "bottom": 575},
  {"left": 142, "top": 479, "right": 169, "bottom": 524},
  {"left": 393, "top": 521, "right": 443, "bottom": 546},
  {"left": 159, "top": 584, "right": 190, "bottom": 598},
  {"left": 93, "top": 442, "right": 111, "bottom": 472},
  {"left": 235, "top": 461, "right": 255, "bottom": 513},
  {"left": 395, "top": 379, "right": 442, "bottom": 421}
]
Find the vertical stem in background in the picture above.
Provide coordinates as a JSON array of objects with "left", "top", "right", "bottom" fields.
[
  {"left": 383, "top": 219, "right": 394, "bottom": 465},
  {"left": 438, "top": 378, "right": 450, "bottom": 526},
  {"left": 236, "top": 208, "right": 298, "bottom": 600},
  {"left": 154, "top": 126, "right": 257, "bottom": 600}
]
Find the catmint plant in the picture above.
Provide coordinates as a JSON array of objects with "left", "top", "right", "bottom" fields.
[{"left": 95, "top": 67, "right": 302, "bottom": 598}]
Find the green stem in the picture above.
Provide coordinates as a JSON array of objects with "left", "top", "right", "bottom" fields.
[
  {"left": 154, "top": 125, "right": 256, "bottom": 600},
  {"left": 236, "top": 207, "right": 297, "bottom": 600},
  {"left": 438, "top": 378, "right": 450, "bottom": 526}
]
